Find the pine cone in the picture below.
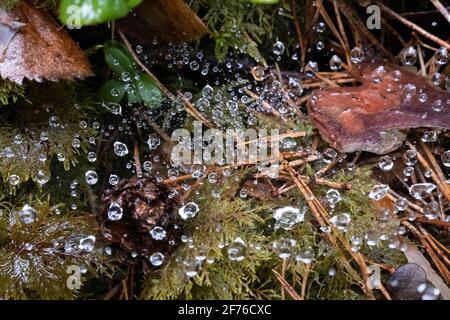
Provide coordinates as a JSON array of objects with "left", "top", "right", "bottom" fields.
[{"left": 99, "top": 175, "right": 182, "bottom": 267}]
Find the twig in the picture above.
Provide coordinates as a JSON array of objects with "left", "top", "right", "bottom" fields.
[
  {"left": 430, "top": 0, "right": 450, "bottom": 23},
  {"left": 272, "top": 269, "right": 302, "bottom": 300},
  {"left": 118, "top": 30, "right": 213, "bottom": 128},
  {"left": 291, "top": 0, "right": 306, "bottom": 67},
  {"left": 376, "top": 1, "right": 450, "bottom": 50},
  {"left": 300, "top": 263, "right": 311, "bottom": 300},
  {"left": 133, "top": 143, "right": 143, "bottom": 178},
  {"left": 278, "top": 152, "right": 375, "bottom": 299}
]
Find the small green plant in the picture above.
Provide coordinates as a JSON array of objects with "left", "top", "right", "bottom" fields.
[{"left": 99, "top": 40, "right": 162, "bottom": 107}]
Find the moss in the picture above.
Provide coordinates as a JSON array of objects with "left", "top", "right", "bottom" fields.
[
  {"left": 0, "top": 198, "right": 110, "bottom": 299},
  {"left": 139, "top": 166, "right": 407, "bottom": 300}
]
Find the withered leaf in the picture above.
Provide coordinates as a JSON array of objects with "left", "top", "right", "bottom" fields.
[
  {"left": 308, "top": 62, "right": 450, "bottom": 154},
  {"left": 0, "top": 2, "right": 93, "bottom": 84},
  {"left": 386, "top": 263, "right": 428, "bottom": 300},
  {"left": 117, "top": 0, "right": 209, "bottom": 44}
]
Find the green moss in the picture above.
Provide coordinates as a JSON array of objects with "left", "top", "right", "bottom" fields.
[{"left": 0, "top": 199, "right": 109, "bottom": 299}]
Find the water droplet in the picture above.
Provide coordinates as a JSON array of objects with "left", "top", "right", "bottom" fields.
[
  {"left": 113, "top": 141, "right": 129, "bottom": 157},
  {"left": 109, "top": 174, "right": 119, "bottom": 186},
  {"left": 424, "top": 201, "right": 440, "bottom": 219},
  {"left": 329, "top": 55, "right": 342, "bottom": 71},
  {"left": 330, "top": 213, "right": 351, "bottom": 231},
  {"left": 147, "top": 134, "right": 161, "bottom": 150},
  {"left": 403, "top": 166, "right": 414, "bottom": 177},
  {"left": 326, "top": 189, "right": 342, "bottom": 207},
  {"left": 228, "top": 237, "right": 246, "bottom": 261},
  {"left": 409, "top": 183, "right": 436, "bottom": 200},
  {"left": 442, "top": 150, "right": 450, "bottom": 167},
  {"left": 418, "top": 92, "right": 427, "bottom": 103},
  {"left": 316, "top": 41, "right": 325, "bottom": 51},
  {"left": 150, "top": 226, "right": 167, "bottom": 240},
  {"left": 251, "top": 66, "right": 266, "bottom": 81},
  {"left": 87, "top": 152, "right": 97, "bottom": 162},
  {"left": 403, "top": 149, "right": 417, "bottom": 166},
  {"left": 378, "top": 155, "right": 393, "bottom": 171},
  {"left": 395, "top": 197, "right": 408, "bottom": 212},
  {"left": 273, "top": 206, "right": 305, "bottom": 230},
  {"left": 368, "top": 184, "right": 389, "bottom": 201},
  {"left": 19, "top": 204, "right": 36, "bottom": 224},
  {"left": 189, "top": 60, "right": 200, "bottom": 71},
  {"left": 8, "top": 174, "right": 20, "bottom": 186},
  {"left": 178, "top": 202, "right": 199, "bottom": 220},
  {"left": 34, "top": 169, "right": 50, "bottom": 185},
  {"left": 79, "top": 235, "right": 96, "bottom": 253},
  {"left": 49, "top": 115, "right": 61, "bottom": 128},
  {"left": 143, "top": 161, "right": 152, "bottom": 172},
  {"left": 149, "top": 252, "right": 165, "bottom": 266},
  {"left": 182, "top": 257, "right": 201, "bottom": 277},
  {"left": 107, "top": 202, "right": 123, "bottom": 221},
  {"left": 419, "top": 283, "right": 440, "bottom": 300},
  {"left": 432, "top": 99, "right": 443, "bottom": 112},
  {"left": 350, "top": 47, "right": 364, "bottom": 64},
  {"left": 402, "top": 46, "right": 417, "bottom": 66},
  {"left": 208, "top": 172, "right": 218, "bottom": 184},
  {"left": 434, "top": 47, "right": 449, "bottom": 65},
  {"left": 272, "top": 237, "right": 296, "bottom": 258},
  {"left": 323, "top": 148, "right": 337, "bottom": 163},
  {"left": 72, "top": 139, "right": 81, "bottom": 148},
  {"left": 121, "top": 72, "right": 131, "bottom": 82},
  {"left": 421, "top": 130, "right": 437, "bottom": 143},
  {"left": 273, "top": 41, "right": 285, "bottom": 55},
  {"left": 85, "top": 170, "right": 98, "bottom": 185},
  {"left": 296, "top": 247, "right": 315, "bottom": 264},
  {"left": 110, "top": 88, "right": 123, "bottom": 99},
  {"left": 104, "top": 246, "right": 112, "bottom": 255},
  {"left": 316, "top": 22, "right": 325, "bottom": 33}
]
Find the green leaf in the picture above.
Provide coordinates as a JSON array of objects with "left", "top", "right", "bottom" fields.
[
  {"left": 136, "top": 74, "right": 162, "bottom": 107},
  {"left": 104, "top": 41, "right": 136, "bottom": 76},
  {"left": 99, "top": 79, "right": 126, "bottom": 103},
  {"left": 59, "top": 0, "right": 143, "bottom": 26}
]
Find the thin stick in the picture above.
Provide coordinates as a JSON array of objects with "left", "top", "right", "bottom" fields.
[
  {"left": 430, "top": 0, "right": 450, "bottom": 23},
  {"left": 291, "top": 0, "right": 306, "bottom": 67},
  {"left": 281, "top": 258, "right": 288, "bottom": 300},
  {"left": 133, "top": 143, "right": 143, "bottom": 178},
  {"left": 300, "top": 263, "right": 311, "bottom": 300},
  {"left": 272, "top": 269, "right": 302, "bottom": 300},
  {"left": 118, "top": 30, "right": 213, "bottom": 128},
  {"left": 376, "top": 1, "right": 450, "bottom": 50}
]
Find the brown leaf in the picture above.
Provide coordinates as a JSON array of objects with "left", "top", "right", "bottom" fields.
[
  {"left": 404, "top": 243, "right": 450, "bottom": 300},
  {"left": 0, "top": 2, "right": 93, "bottom": 84},
  {"left": 117, "top": 0, "right": 209, "bottom": 44},
  {"left": 308, "top": 62, "right": 450, "bottom": 154},
  {"left": 386, "top": 263, "right": 428, "bottom": 300}
]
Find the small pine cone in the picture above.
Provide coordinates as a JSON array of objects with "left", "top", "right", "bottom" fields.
[{"left": 99, "top": 175, "right": 182, "bottom": 267}]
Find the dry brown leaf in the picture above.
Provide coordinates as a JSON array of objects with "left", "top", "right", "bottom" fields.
[
  {"left": 404, "top": 243, "right": 450, "bottom": 300},
  {"left": 117, "top": 0, "right": 209, "bottom": 44},
  {"left": 308, "top": 62, "right": 450, "bottom": 154},
  {"left": 0, "top": 2, "right": 93, "bottom": 84},
  {"left": 386, "top": 263, "right": 428, "bottom": 300}
]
